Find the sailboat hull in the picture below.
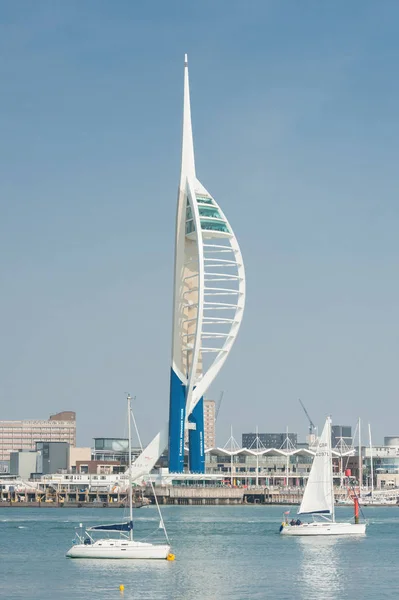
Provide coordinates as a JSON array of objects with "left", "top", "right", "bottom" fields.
[
  {"left": 66, "top": 539, "right": 171, "bottom": 559},
  {"left": 280, "top": 522, "right": 366, "bottom": 536}
]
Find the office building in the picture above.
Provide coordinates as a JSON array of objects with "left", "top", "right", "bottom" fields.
[
  {"left": 184, "top": 399, "right": 216, "bottom": 449},
  {"left": 384, "top": 436, "right": 399, "bottom": 446},
  {"left": 68, "top": 447, "right": 91, "bottom": 470},
  {"left": 36, "top": 441, "right": 69, "bottom": 475},
  {"left": 331, "top": 425, "right": 352, "bottom": 449},
  {"left": 242, "top": 432, "right": 298, "bottom": 449},
  {"left": 93, "top": 438, "right": 141, "bottom": 465},
  {"left": 74, "top": 460, "right": 123, "bottom": 475},
  {"left": 204, "top": 400, "right": 216, "bottom": 449},
  {"left": 9, "top": 450, "right": 39, "bottom": 479},
  {"left": 0, "top": 411, "right": 76, "bottom": 462}
]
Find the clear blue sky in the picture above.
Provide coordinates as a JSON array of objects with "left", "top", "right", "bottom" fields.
[{"left": 1, "top": 1, "right": 398, "bottom": 446}]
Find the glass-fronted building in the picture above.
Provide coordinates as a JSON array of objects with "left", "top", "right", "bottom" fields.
[
  {"left": 331, "top": 425, "right": 352, "bottom": 449},
  {"left": 93, "top": 438, "right": 141, "bottom": 465},
  {"left": 205, "top": 448, "right": 313, "bottom": 486},
  {"left": 241, "top": 433, "right": 298, "bottom": 449}
]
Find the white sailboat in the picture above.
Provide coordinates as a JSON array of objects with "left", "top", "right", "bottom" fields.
[
  {"left": 280, "top": 416, "right": 366, "bottom": 536},
  {"left": 66, "top": 395, "right": 173, "bottom": 559}
]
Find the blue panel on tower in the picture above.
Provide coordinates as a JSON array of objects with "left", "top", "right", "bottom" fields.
[
  {"left": 188, "top": 397, "right": 205, "bottom": 473},
  {"left": 168, "top": 368, "right": 186, "bottom": 473}
]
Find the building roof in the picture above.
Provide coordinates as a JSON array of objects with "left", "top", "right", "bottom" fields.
[{"left": 205, "top": 446, "right": 355, "bottom": 458}]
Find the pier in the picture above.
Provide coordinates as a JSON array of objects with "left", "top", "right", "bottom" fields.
[
  {"left": 1, "top": 485, "right": 398, "bottom": 507},
  {"left": 145, "top": 485, "right": 244, "bottom": 505},
  {"left": 1, "top": 484, "right": 282, "bottom": 506},
  {"left": 145, "top": 485, "right": 304, "bottom": 505},
  {"left": 0, "top": 487, "right": 147, "bottom": 508}
]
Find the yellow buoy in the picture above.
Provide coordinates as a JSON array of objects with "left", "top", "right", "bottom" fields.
[
  {"left": 166, "top": 553, "right": 175, "bottom": 561},
  {"left": 119, "top": 584, "right": 125, "bottom": 592}
]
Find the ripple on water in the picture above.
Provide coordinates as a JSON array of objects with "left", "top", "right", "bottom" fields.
[{"left": 0, "top": 505, "right": 398, "bottom": 600}]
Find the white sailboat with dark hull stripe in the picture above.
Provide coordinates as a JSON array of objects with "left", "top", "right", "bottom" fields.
[
  {"left": 280, "top": 417, "right": 366, "bottom": 536},
  {"left": 66, "top": 396, "right": 172, "bottom": 559},
  {"left": 65, "top": 536, "right": 171, "bottom": 560}
]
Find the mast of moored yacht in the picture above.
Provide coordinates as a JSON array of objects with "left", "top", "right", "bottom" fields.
[
  {"left": 229, "top": 425, "right": 234, "bottom": 487},
  {"left": 328, "top": 417, "right": 336, "bottom": 523},
  {"left": 129, "top": 396, "right": 170, "bottom": 545},
  {"left": 256, "top": 425, "right": 259, "bottom": 488},
  {"left": 358, "top": 417, "right": 362, "bottom": 494},
  {"left": 127, "top": 394, "right": 134, "bottom": 541},
  {"left": 286, "top": 426, "right": 289, "bottom": 488},
  {"left": 368, "top": 423, "right": 374, "bottom": 502}
]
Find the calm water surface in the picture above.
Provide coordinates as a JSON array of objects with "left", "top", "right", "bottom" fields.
[{"left": 0, "top": 505, "right": 398, "bottom": 599}]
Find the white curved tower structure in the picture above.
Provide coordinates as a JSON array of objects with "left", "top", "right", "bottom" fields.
[{"left": 168, "top": 55, "right": 246, "bottom": 473}]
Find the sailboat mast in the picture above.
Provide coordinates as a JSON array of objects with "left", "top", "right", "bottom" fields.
[
  {"left": 358, "top": 417, "right": 362, "bottom": 492},
  {"left": 256, "top": 425, "right": 259, "bottom": 488},
  {"left": 230, "top": 425, "right": 234, "bottom": 487},
  {"left": 286, "top": 425, "right": 289, "bottom": 488},
  {"left": 328, "top": 417, "right": 335, "bottom": 522},
  {"left": 127, "top": 394, "right": 133, "bottom": 541},
  {"left": 368, "top": 423, "right": 374, "bottom": 501}
]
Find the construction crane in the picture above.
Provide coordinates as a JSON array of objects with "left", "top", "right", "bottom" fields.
[
  {"left": 298, "top": 398, "right": 316, "bottom": 435},
  {"left": 215, "top": 391, "right": 224, "bottom": 421}
]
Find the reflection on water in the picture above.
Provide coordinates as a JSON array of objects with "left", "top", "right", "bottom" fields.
[
  {"left": 71, "top": 559, "right": 172, "bottom": 598},
  {"left": 297, "top": 536, "right": 352, "bottom": 600},
  {"left": 69, "top": 543, "right": 226, "bottom": 600},
  {"left": 72, "top": 558, "right": 170, "bottom": 574}
]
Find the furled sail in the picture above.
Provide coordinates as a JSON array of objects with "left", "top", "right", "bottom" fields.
[
  {"left": 298, "top": 417, "right": 334, "bottom": 515},
  {"left": 88, "top": 521, "right": 133, "bottom": 532}
]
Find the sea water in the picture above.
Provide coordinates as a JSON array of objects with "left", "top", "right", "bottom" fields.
[{"left": 0, "top": 504, "right": 398, "bottom": 600}]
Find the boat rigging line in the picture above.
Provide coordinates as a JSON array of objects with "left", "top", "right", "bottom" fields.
[{"left": 128, "top": 395, "right": 171, "bottom": 546}]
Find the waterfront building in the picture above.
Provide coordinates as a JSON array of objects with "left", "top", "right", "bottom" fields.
[
  {"left": 364, "top": 441, "right": 399, "bottom": 486},
  {"left": 74, "top": 460, "right": 123, "bottom": 475},
  {"left": 184, "top": 399, "right": 216, "bottom": 450},
  {"left": 384, "top": 436, "right": 399, "bottom": 446},
  {"left": 93, "top": 438, "right": 141, "bottom": 465},
  {"left": 204, "top": 400, "right": 216, "bottom": 449},
  {"left": 341, "top": 452, "right": 362, "bottom": 483},
  {"left": 168, "top": 55, "right": 245, "bottom": 474},
  {"left": 331, "top": 425, "right": 352, "bottom": 449},
  {"left": 206, "top": 447, "right": 313, "bottom": 487},
  {"left": 68, "top": 447, "right": 91, "bottom": 470},
  {"left": 205, "top": 444, "right": 354, "bottom": 487},
  {"left": 69, "top": 445, "right": 123, "bottom": 475},
  {"left": 242, "top": 432, "right": 298, "bottom": 449},
  {"left": 375, "top": 472, "right": 399, "bottom": 488},
  {"left": 36, "top": 441, "right": 69, "bottom": 475},
  {"left": 9, "top": 450, "right": 39, "bottom": 479},
  {"left": 337, "top": 436, "right": 399, "bottom": 488},
  {"left": 0, "top": 411, "right": 76, "bottom": 464}
]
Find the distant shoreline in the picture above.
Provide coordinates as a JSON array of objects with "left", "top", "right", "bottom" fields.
[
  {"left": 0, "top": 502, "right": 146, "bottom": 509},
  {"left": 0, "top": 501, "right": 397, "bottom": 508}
]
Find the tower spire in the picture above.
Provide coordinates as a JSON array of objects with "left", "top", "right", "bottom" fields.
[{"left": 180, "top": 53, "right": 196, "bottom": 186}]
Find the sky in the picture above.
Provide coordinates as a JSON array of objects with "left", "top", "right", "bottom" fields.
[{"left": 1, "top": 1, "right": 398, "bottom": 447}]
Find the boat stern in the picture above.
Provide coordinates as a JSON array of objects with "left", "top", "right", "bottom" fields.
[{"left": 279, "top": 523, "right": 291, "bottom": 535}]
